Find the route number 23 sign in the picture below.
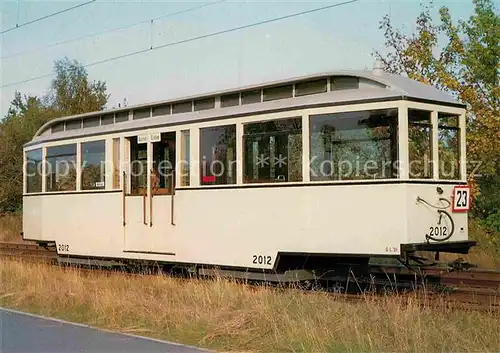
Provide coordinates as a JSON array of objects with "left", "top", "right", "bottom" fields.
[{"left": 452, "top": 186, "right": 470, "bottom": 212}]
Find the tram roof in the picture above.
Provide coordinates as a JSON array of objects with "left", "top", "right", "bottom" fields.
[{"left": 29, "top": 70, "right": 465, "bottom": 146}]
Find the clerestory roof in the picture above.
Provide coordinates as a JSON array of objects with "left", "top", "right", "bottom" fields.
[{"left": 28, "top": 70, "right": 465, "bottom": 146}]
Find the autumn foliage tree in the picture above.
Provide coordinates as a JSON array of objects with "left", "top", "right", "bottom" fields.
[
  {"left": 374, "top": 0, "right": 499, "bottom": 232},
  {"left": 0, "top": 58, "right": 109, "bottom": 212}
]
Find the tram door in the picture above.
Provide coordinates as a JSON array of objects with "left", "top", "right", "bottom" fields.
[{"left": 123, "top": 132, "right": 176, "bottom": 255}]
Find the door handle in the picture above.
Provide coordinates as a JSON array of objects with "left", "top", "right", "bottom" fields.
[
  {"left": 122, "top": 171, "right": 126, "bottom": 226},
  {"left": 170, "top": 170, "right": 175, "bottom": 226},
  {"left": 149, "top": 191, "right": 153, "bottom": 227},
  {"left": 143, "top": 188, "right": 147, "bottom": 225},
  {"left": 150, "top": 168, "right": 156, "bottom": 227}
]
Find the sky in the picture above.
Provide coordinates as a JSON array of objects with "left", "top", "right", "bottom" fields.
[{"left": 0, "top": 0, "right": 478, "bottom": 119}]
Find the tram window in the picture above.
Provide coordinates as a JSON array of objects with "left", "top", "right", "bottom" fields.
[
  {"left": 180, "top": 130, "right": 190, "bottom": 186},
  {"left": 152, "top": 104, "right": 171, "bottom": 116},
  {"left": 310, "top": 109, "right": 398, "bottom": 180},
  {"left": 101, "top": 114, "right": 114, "bottom": 125},
  {"left": 172, "top": 101, "right": 192, "bottom": 114},
  {"left": 66, "top": 120, "right": 82, "bottom": 130},
  {"left": 244, "top": 118, "right": 302, "bottom": 183},
  {"left": 331, "top": 76, "right": 359, "bottom": 91},
  {"left": 263, "top": 85, "right": 293, "bottom": 102},
  {"left": 83, "top": 117, "right": 100, "bottom": 128},
  {"left": 438, "top": 113, "right": 460, "bottom": 179},
  {"left": 115, "top": 111, "right": 129, "bottom": 123},
  {"left": 26, "top": 149, "right": 42, "bottom": 193},
  {"left": 200, "top": 125, "right": 236, "bottom": 185},
  {"left": 221, "top": 93, "right": 240, "bottom": 108},
  {"left": 194, "top": 98, "right": 215, "bottom": 111},
  {"left": 51, "top": 122, "right": 64, "bottom": 133},
  {"left": 129, "top": 137, "right": 147, "bottom": 195},
  {"left": 295, "top": 79, "right": 327, "bottom": 97},
  {"left": 241, "top": 90, "right": 261, "bottom": 105},
  {"left": 81, "top": 140, "right": 106, "bottom": 190},
  {"left": 152, "top": 132, "right": 176, "bottom": 194},
  {"left": 133, "top": 108, "right": 151, "bottom": 120},
  {"left": 408, "top": 109, "right": 432, "bottom": 179},
  {"left": 112, "top": 138, "right": 120, "bottom": 189},
  {"left": 46, "top": 144, "right": 77, "bottom": 192}
]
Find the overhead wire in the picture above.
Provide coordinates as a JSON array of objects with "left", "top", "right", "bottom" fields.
[
  {"left": 1, "top": 0, "right": 97, "bottom": 35},
  {"left": 1, "top": 0, "right": 227, "bottom": 60},
  {"left": 1, "top": 0, "right": 358, "bottom": 89}
]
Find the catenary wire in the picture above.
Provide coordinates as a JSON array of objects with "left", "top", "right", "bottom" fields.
[
  {"left": 1, "top": 0, "right": 226, "bottom": 60},
  {"left": 1, "top": 0, "right": 358, "bottom": 89},
  {"left": 1, "top": 0, "right": 97, "bottom": 35}
]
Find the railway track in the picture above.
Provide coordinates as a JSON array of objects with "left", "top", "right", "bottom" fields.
[
  {"left": 373, "top": 264, "right": 500, "bottom": 290},
  {"left": 1, "top": 241, "right": 499, "bottom": 311},
  {"left": 0, "top": 241, "right": 56, "bottom": 263}
]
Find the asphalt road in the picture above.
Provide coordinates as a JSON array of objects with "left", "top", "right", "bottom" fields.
[{"left": 0, "top": 308, "right": 210, "bottom": 353}]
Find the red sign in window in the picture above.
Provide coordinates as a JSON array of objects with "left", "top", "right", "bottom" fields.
[{"left": 202, "top": 176, "right": 216, "bottom": 183}]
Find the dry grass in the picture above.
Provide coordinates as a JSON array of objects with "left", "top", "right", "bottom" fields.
[
  {"left": 1, "top": 260, "right": 499, "bottom": 353},
  {"left": 440, "top": 249, "right": 500, "bottom": 268},
  {"left": 0, "top": 213, "right": 22, "bottom": 242},
  {"left": 439, "top": 219, "right": 500, "bottom": 268}
]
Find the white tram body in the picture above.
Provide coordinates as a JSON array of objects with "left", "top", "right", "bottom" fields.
[{"left": 22, "top": 70, "right": 475, "bottom": 274}]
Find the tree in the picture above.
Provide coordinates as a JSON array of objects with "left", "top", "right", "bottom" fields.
[
  {"left": 47, "top": 57, "right": 109, "bottom": 116},
  {"left": 0, "top": 94, "right": 54, "bottom": 211},
  {"left": 374, "top": 0, "right": 499, "bottom": 231},
  {"left": 0, "top": 58, "right": 109, "bottom": 212}
]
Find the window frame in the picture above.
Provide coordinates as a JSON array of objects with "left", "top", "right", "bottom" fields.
[
  {"left": 45, "top": 143, "right": 78, "bottom": 193},
  {"left": 309, "top": 108, "right": 399, "bottom": 182},
  {"left": 407, "top": 108, "right": 433, "bottom": 180},
  {"left": 295, "top": 78, "right": 328, "bottom": 97},
  {"left": 437, "top": 112, "right": 461, "bottom": 180},
  {"left": 81, "top": 139, "right": 107, "bottom": 191},
  {"left": 112, "top": 138, "right": 121, "bottom": 189},
  {"left": 405, "top": 102, "right": 466, "bottom": 182},
  {"left": 180, "top": 130, "right": 191, "bottom": 186},
  {"left": 242, "top": 116, "right": 303, "bottom": 184},
  {"left": 25, "top": 148, "right": 43, "bottom": 194},
  {"left": 199, "top": 124, "right": 237, "bottom": 186}
]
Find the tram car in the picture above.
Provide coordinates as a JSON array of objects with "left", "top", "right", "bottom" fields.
[{"left": 22, "top": 65, "right": 475, "bottom": 280}]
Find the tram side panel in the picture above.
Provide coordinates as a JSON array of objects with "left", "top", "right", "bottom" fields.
[
  {"left": 23, "top": 183, "right": 459, "bottom": 268},
  {"left": 23, "top": 196, "right": 44, "bottom": 241},
  {"left": 172, "top": 183, "right": 408, "bottom": 269},
  {"left": 405, "top": 184, "right": 468, "bottom": 245},
  {"left": 24, "top": 193, "right": 124, "bottom": 257}
]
